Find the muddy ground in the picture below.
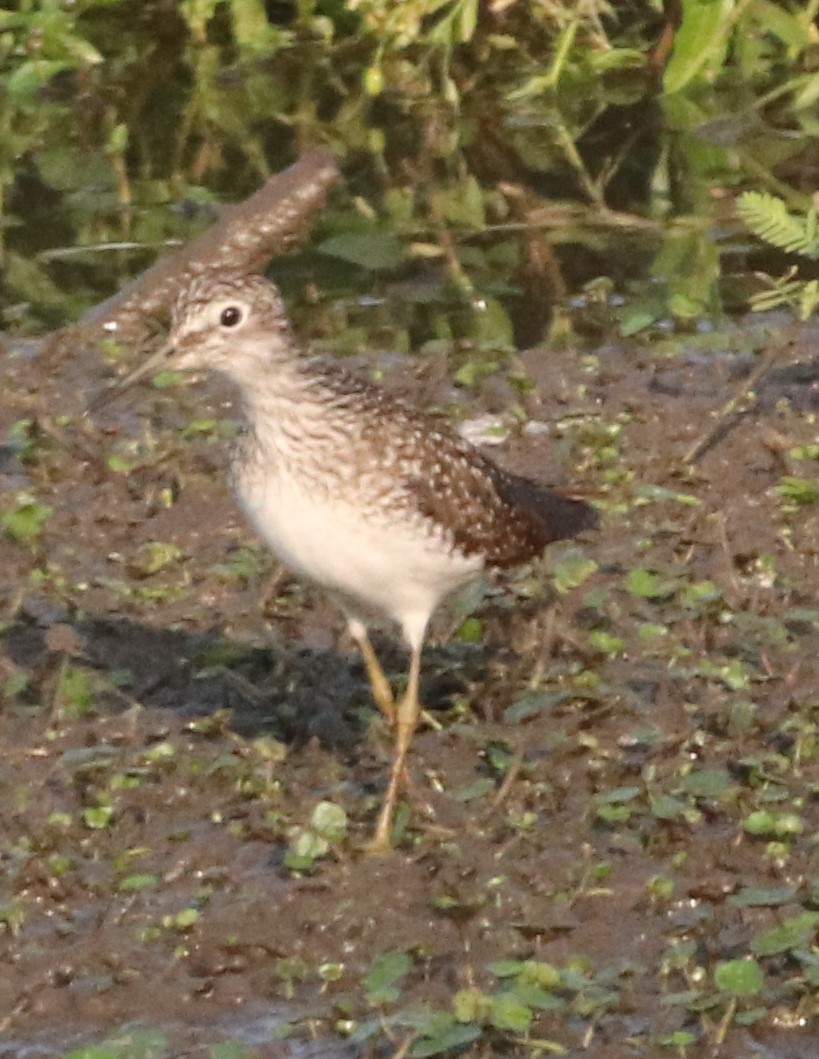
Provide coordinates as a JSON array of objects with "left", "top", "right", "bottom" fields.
[{"left": 1, "top": 310, "right": 818, "bottom": 1058}]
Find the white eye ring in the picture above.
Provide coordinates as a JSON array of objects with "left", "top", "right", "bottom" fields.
[{"left": 220, "top": 305, "right": 243, "bottom": 328}]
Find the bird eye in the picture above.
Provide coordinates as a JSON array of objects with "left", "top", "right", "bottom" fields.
[{"left": 219, "top": 305, "right": 243, "bottom": 328}]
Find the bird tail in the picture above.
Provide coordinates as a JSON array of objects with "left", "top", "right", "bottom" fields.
[{"left": 493, "top": 471, "right": 599, "bottom": 544}]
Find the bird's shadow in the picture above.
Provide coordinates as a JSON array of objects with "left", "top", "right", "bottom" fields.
[{"left": 1, "top": 611, "right": 483, "bottom": 751}]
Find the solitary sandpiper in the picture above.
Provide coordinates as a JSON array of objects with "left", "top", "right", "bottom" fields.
[{"left": 97, "top": 271, "right": 598, "bottom": 852}]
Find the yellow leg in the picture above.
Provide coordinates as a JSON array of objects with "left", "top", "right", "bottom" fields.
[
  {"left": 347, "top": 619, "right": 395, "bottom": 724},
  {"left": 365, "top": 641, "right": 422, "bottom": 854}
]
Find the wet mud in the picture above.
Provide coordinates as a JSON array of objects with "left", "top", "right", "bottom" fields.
[{"left": 2, "top": 312, "right": 818, "bottom": 1057}]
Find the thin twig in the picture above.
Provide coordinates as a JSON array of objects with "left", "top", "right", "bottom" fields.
[
  {"left": 682, "top": 338, "right": 794, "bottom": 465},
  {"left": 490, "top": 739, "right": 525, "bottom": 810}
]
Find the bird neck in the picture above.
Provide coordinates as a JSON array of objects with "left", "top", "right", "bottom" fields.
[{"left": 234, "top": 357, "right": 340, "bottom": 455}]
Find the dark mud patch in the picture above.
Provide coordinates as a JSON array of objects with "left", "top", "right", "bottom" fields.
[{"left": 2, "top": 312, "right": 818, "bottom": 1057}]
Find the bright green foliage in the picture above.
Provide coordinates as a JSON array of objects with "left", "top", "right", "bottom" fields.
[
  {"left": 777, "top": 477, "right": 819, "bottom": 507},
  {"left": 625, "top": 568, "right": 677, "bottom": 600},
  {"left": 739, "top": 192, "right": 819, "bottom": 258},
  {"left": 1, "top": 493, "right": 52, "bottom": 548},
  {"left": 663, "top": 0, "right": 734, "bottom": 93},
  {"left": 714, "top": 958, "right": 764, "bottom": 997},
  {"left": 739, "top": 192, "right": 819, "bottom": 319}
]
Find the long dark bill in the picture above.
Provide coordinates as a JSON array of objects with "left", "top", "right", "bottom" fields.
[{"left": 87, "top": 338, "right": 175, "bottom": 414}]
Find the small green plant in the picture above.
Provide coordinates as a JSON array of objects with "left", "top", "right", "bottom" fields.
[
  {"left": 710, "top": 958, "right": 766, "bottom": 1046},
  {"left": 1, "top": 491, "right": 52, "bottom": 548},
  {"left": 365, "top": 950, "right": 412, "bottom": 1005},
  {"left": 737, "top": 191, "right": 819, "bottom": 319},
  {"left": 54, "top": 664, "right": 96, "bottom": 719},
  {"left": 285, "top": 801, "right": 348, "bottom": 872}
]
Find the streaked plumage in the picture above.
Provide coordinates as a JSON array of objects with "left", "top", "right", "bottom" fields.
[{"left": 102, "top": 270, "right": 598, "bottom": 851}]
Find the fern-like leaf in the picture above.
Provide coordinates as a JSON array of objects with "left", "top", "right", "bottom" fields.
[{"left": 737, "top": 191, "right": 819, "bottom": 259}]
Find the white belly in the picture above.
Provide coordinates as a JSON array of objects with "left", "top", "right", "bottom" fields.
[{"left": 236, "top": 468, "right": 482, "bottom": 639}]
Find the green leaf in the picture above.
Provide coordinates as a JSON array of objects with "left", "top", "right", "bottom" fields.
[
  {"left": 587, "top": 630, "right": 625, "bottom": 657},
  {"left": 744, "top": 810, "right": 803, "bottom": 837},
  {"left": 365, "top": 950, "right": 412, "bottom": 1004},
  {"left": 169, "top": 907, "right": 201, "bottom": 930},
  {"left": 681, "top": 580, "right": 721, "bottom": 610},
  {"left": 7, "top": 59, "right": 72, "bottom": 101},
  {"left": 649, "top": 794, "right": 690, "bottom": 820},
  {"left": 777, "top": 476, "right": 819, "bottom": 506},
  {"left": 106, "top": 453, "right": 135, "bottom": 474},
  {"left": 714, "top": 958, "right": 764, "bottom": 996},
  {"left": 751, "top": 912, "right": 819, "bottom": 956},
  {"left": 752, "top": 0, "right": 812, "bottom": 49},
  {"left": 456, "top": 616, "right": 483, "bottom": 643},
  {"left": 410, "top": 1019, "right": 482, "bottom": 1057},
  {"left": 309, "top": 800, "right": 347, "bottom": 842},
  {"left": 743, "top": 811, "right": 777, "bottom": 836},
  {"left": 453, "top": 986, "right": 491, "bottom": 1022},
  {"left": 595, "top": 803, "right": 633, "bottom": 824},
  {"left": 661, "top": 1031, "right": 697, "bottom": 1047},
  {"left": 1, "top": 496, "right": 52, "bottom": 546},
  {"left": 118, "top": 873, "right": 159, "bottom": 892},
  {"left": 363, "top": 64, "right": 384, "bottom": 96},
  {"left": 679, "top": 767, "right": 732, "bottom": 798},
  {"left": 625, "top": 568, "right": 676, "bottom": 599},
  {"left": 504, "top": 690, "right": 569, "bottom": 723},
  {"left": 507, "top": 983, "right": 562, "bottom": 1011},
  {"left": 289, "top": 832, "right": 328, "bottom": 861},
  {"left": 228, "top": 0, "right": 279, "bottom": 51},
  {"left": 470, "top": 296, "right": 515, "bottom": 352},
  {"left": 595, "top": 786, "right": 641, "bottom": 804},
  {"left": 84, "top": 1025, "right": 166, "bottom": 1058},
  {"left": 151, "top": 370, "right": 185, "bottom": 389},
  {"left": 129, "top": 541, "right": 183, "bottom": 577},
  {"left": 57, "top": 667, "right": 94, "bottom": 715},
  {"left": 553, "top": 554, "right": 598, "bottom": 594},
  {"left": 489, "top": 991, "right": 533, "bottom": 1033},
  {"left": 83, "top": 804, "right": 115, "bottom": 830},
  {"left": 437, "top": 175, "right": 485, "bottom": 229},
  {"left": 455, "top": 0, "right": 479, "bottom": 43},
  {"left": 318, "top": 232, "right": 407, "bottom": 271},
  {"left": 619, "top": 308, "right": 658, "bottom": 336},
  {"left": 727, "top": 887, "right": 797, "bottom": 908},
  {"left": 487, "top": 960, "right": 527, "bottom": 977},
  {"left": 635, "top": 484, "right": 701, "bottom": 506},
  {"left": 738, "top": 192, "right": 819, "bottom": 259},
  {"left": 638, "top": 622, "right": 669, "bottom": 640},
  {"left": 514, "top": 960, "right": 561, "bottom": 989},
  {"left": 663, "top": 0, "right": 732, "bottom": 93}
]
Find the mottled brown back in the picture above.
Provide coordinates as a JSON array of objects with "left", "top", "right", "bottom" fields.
[
  {"left": 410, "top": 441, "right": 599, "bottom": 567},
  {"left": 301, "top": 360, "right": 598, "bottom": 567}
]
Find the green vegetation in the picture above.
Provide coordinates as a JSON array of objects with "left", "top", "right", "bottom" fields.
[
  {"left": 738, "top": 190, "right": 819, "bottom": 319},
  {"left": 1, "top": 0, "right": 818, "bottom": 344}
]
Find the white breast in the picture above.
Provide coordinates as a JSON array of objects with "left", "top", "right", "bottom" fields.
[{"left": 235, "top": 460, "right": 482, "bottom": 639}]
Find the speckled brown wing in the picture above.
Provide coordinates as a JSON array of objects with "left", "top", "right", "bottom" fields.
[
  {"left": 407, "top": 434, "right": 599, "bottom": 568},
  {"left": 305, "top": 359, "right": 598, "bottom": 566}
]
